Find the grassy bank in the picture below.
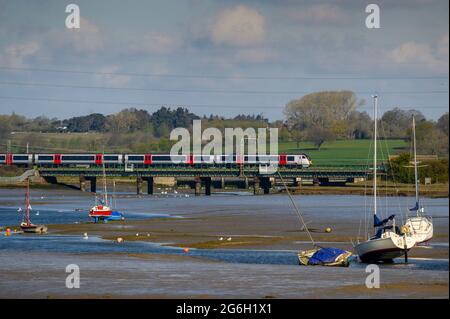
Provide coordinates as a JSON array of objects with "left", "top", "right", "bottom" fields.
[{"left": 278, "top": 139, "right": 408, "bottom": 166}]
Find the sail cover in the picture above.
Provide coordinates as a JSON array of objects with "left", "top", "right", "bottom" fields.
[
  {"left": 374, "top": 214, "right": 395, "bottom": 227},
  {"left": 409, "top": 202, "right": 419, "bottom": 212},
  {"left": 308, "top": 247, "right": 349, "bottom": 265}
]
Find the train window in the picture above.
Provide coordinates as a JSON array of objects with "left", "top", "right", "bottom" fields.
[
  {"left": 62, "top": 155, "right": 95, "bottom": 161},
  {"left": 38, "top": 156, "right": 53, "bottom": 161},
  {"left": 127, "top": 156, "right": 144, "bottom": 161},
  {"left": 0, "top": 155, "right": 5, "bottom": 160},
  {"left": 104, "top": 156, "right": 118, "bottom": 161},
  {"left": 152, "top": 155, "right": 172, "bottom": 161},
  {"left": 13, "top": 155, "right": 29, "bottom": 160},
  {"left": 287, "top": 156, "right": 295, "bottom": 161}
]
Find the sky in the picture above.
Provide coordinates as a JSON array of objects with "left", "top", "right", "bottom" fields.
[{"left": 0, "top": 0, "right": 448, "bottom": 121}]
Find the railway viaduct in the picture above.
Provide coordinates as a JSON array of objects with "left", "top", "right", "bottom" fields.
[{"left": 36, "top": 165, "right": 378, "bottom": 195}]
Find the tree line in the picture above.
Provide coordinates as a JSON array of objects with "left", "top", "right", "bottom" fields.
[{"left": 0, "top": 90, "right": 448, "bottom": 157}]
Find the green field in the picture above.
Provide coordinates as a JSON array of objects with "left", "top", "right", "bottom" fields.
[{"left": 278, "top": 139, "right": 408, "bottom": 166}]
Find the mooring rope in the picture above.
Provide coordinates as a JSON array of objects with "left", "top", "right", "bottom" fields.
[{"left": 276, "top": 170, "right": 316, "bottom": 247}]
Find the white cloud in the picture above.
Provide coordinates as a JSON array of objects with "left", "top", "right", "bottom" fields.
[
  {"left": 287, "top": 4, "right": 350, "bottom": 26},
  {"left": 210, "top": 5, "right": 265, "bottom": 46},
  {"left": 437, "top": 34, "right": 449, "bottom": 58},
  {"left": 388, "top": 42, "right": 437, "bottom": 64},
  {"left": 48, "top": 18, "right": 104, "bottom": 54},
  {"left": 382, "top": 35, "right": 449, "bottom": 75},
  {"left": 94, "top": 65, "right": 130, "bottom": 87},
  {"left": 131, "top": 32, "right": 180, "bottom": 54},
  {"left": 0, "top": 41, "right": 40, "bottom": 68}
]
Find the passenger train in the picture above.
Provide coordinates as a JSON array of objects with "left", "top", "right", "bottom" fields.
[{"left": 0, "top": 153, "right": 312, "bottom": 168}]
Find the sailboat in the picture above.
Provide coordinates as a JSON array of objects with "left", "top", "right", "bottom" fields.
[
  {"left": 276, "top": 172, "right": 353, "bottom": 267},
  {"left": 20, "top": 178, "right": 47, "bottom": 234},
  {"left": 354, "top": 95, "right": 415, "bottom": 263},
  {"left": 403, "top": 116, "right": 433, "bottom": 245},
  {"left": 89, "top": 160, "right": 124, "bottom": 222}
]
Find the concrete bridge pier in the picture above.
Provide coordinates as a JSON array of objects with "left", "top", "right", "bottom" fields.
[
  {"left": 194, "top": 177, "right": 201, "bottom": 196},
  {"left": 79, "top": 175, "right": 87, "bottom": 192},
  {"left": 202, "top": 177, "right": 212, "bottom": 196},
  {"left": 88, "top": 177, "right": 96, "bottom": 193},
  {"left": 143, "top": 177, "right": 154, "bottom": 195},
  {"left": 244, "top": 177, "right": 249, "bottom": 189},
  {"left": 136, "top": 177, "right": 143, "bottom": 195},
  {"left": 260, "top": 177, "right": 271, "bottom": 194},
  {"left": 253, "top": 177, "right": 261, "bottom": 195}
]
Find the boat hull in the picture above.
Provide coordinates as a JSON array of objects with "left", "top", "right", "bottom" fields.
[
  {"left": 404, "top": 217, "right": 433, "bottom": 245},
  {"left": 20, "top": 223, "right": 47, "bottom": 234},
  {"left": 355, "top": 232, "right": 416, "bottom": 263},
  {"left": 298, "top": 248, "right": 353, "bottom": 267}
]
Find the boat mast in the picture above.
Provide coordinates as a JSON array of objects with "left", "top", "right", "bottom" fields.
[
  {"left": 25, "top": 178, "right": 30, "bottom": 225},
  {"left": 102, "top": 157, "right": 108, "bottom": 206},
  {"left": 412, "top": 115, "right": 420, "bottom": 216},
  {"left": 373, "top": 95, "right": 378, "bottom": 219}
]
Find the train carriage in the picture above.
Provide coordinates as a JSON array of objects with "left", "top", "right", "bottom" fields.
[
  {"left": 34, "top": 154, "right": 122, "bottom": 167},
  {"left": 0, "top": 154, "right": 33, "bottom": 166}
]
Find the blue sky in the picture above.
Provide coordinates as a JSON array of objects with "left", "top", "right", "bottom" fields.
[{"left": 0, "top": 0, "right": 448, "bottom": 120}]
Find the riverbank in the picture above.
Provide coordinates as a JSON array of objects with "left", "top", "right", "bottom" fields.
[{"left": 0, "top": 175, "right": 448, "bottom": 198}]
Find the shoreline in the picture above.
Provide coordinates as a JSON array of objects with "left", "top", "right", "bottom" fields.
[{"left": 0, "top": 177, "right": 448, "bottom": 198}]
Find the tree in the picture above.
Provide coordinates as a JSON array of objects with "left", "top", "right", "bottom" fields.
[
  {"left": 306, "top": 126, "right": 336, "bottom": 150},
  {"left": 64, "top": 113, "right": 107, "bottom": 132},
  {"left": 380, "top": 108, "right": 425, "bottom": 138},
  {"left": 0, "top": 115, "right": 12, "bottom": 143},
  {"left": 284, "top": 90, "right": 364, "bottom": 143},
  {"left": 437, "top": 113, "right": 449, "bottom": 136}
]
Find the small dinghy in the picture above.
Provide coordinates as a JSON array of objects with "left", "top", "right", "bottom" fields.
[{"left": 298, "top": 247, "right": 353, "bottom": 267}]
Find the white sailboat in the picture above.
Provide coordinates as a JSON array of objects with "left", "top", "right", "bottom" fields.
[
  {"left": 403, "top": 116, "right": 433, "bottom": 245},
  {"left": 354, "top": 95, "right": 416, "bottom": 263}
]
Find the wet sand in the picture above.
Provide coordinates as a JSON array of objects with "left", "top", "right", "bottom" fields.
[{"left": 0, "top": 251, "right": 448, "bottom": 299}]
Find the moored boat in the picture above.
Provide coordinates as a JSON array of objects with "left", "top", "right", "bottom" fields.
[
  {"left": 298, "top": 247, "right": 353, "bottom": 267},
  {"left": 89, "top": 162, "right": 124, "bottom": 222},
  {"left": 20, "top": 178, "right": 47, "bottom": 234},
  {"left": 402, "top": 116, "right": 433, "bottom": 245},
  {"left": 354, "top": 95, "right": 416, "bottom": 263}
]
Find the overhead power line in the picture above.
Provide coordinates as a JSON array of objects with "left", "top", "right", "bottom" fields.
[
  {"left": 0, "top": 66, "right": 448, "bottom": 80},
  {"left": 0, "top": 95, "right": 447, "bottom": 110},
  {"left": 0, "top": 81, "right": 448, "bottom": 95}
]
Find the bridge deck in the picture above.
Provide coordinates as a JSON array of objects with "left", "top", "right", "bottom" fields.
[{"left": 37, "top": 166, "right": 377, "bottom": 178}]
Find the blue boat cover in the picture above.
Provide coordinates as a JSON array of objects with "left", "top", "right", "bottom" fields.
[
  {"left": 374, "top": 214, "right": 395, "bottom": 227},
  {"left": 308, "top": 247, "right": 348, "bottom": 265},
  {"left": 106, "top": 211, "right": 123, "bottom": 221},
  {"left": 409, "top": 202, "right": 419, "bottom": 212}
]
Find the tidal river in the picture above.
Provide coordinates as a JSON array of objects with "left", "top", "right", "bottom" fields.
[{"left": 0, "top": 187, "right": 448, "bottom": 298}]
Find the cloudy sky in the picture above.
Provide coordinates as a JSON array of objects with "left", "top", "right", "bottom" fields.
[{"left": 0, "top": 0, "right": 448, "bottom": 120}]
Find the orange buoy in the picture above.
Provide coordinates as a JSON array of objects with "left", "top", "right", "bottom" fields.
[
  {"left": 5, "top": 228, "right": 11, "bottom": 236},
  {"left": 183, "top": 247, "right": 189, "bottom": 253}
]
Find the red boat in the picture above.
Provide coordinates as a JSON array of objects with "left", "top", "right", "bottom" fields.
[
  {"left": 89, "top": 204, "right": 112, "bottom": 218},
  {"left": 89, "top": 162, "right": 124, "bottom": 222}
]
